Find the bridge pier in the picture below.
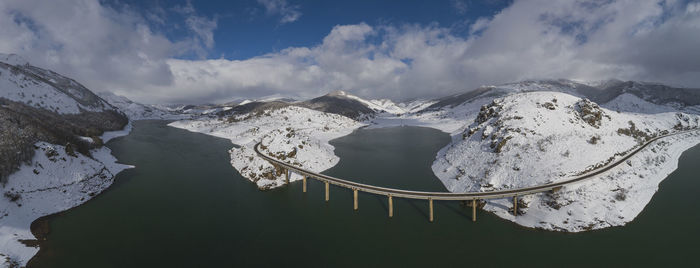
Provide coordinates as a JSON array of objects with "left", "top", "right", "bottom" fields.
[
  {"left": 302, "top": 176, "right": 307, "bottom": 193},
  {"left": 325, "top": 181, "right": 329, "bottom": 202},
  {"left": 429, "top": 198, "right": 434, "bottom": 222},
  {"left": 513, "top": 195, "right": 518, "bottom": 216},
  {"left": 388, "top": 195, "right": 393, "bottom": 218},
  {"left": 353, "top": 189, "right": 358, "bottom": 211},
  {"left": 285, "top": 169, "right": 290, "bottom": 184},
  {"left": 472, "top": 199, "right": 476, "bottom": 222}
]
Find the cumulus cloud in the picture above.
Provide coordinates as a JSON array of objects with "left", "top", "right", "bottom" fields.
[
  {"left": 452, "top": 0, "right": 469, "bottom": 15},
  {"left": 0, "top": 0, "right": 175, "bottom": 92},
  {"left": 256, "top": 0, "right": 302, "bottom": 24},
  {"left": 171, "top": 0, "right": 218, "bottom": 59},
  {"left": 144, "top": 0, "right": 700, "bottom": 103},
  {"left": 0, "top": 0, "right": 216, "bottom": 100},
  {"left": 1, "top": 0, "right": 699, "bottom": 104},
  {"left": 469, "top": 17, "right": 491, "bottom": 35}
]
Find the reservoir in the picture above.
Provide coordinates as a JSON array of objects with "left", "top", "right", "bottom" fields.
[{"left": 29, "top": 120, "right": 700, "bottom": 267}]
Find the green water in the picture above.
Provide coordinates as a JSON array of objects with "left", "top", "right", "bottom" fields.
[{"left": 30, "top": 120, "right": 700, "bottom": 267}]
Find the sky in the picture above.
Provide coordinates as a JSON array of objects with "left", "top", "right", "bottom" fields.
[{"left": 1, "top": 0, "right": 699, "bottom": 104}]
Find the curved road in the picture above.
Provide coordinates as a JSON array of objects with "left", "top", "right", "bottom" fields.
[{"left": 254, "top": 129, "right": 699, "bottom": 201}]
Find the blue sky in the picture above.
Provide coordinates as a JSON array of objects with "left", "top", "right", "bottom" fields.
[
  {"left": 106, "top": 0, "right": 511, "bottom": 60},
  {"left": 1, "top": 0, "right": 699, "bottom": 104}
]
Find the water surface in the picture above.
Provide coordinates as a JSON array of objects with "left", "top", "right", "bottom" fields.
[{"left": 30, "top": 121, "right": 700, "bottom": 267}]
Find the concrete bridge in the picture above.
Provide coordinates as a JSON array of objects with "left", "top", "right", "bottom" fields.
[{"left": 254, "top": 129, "right": 698, "bottom": 222}]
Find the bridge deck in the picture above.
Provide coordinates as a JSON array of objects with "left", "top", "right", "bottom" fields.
[{"left": 254, "top": 129, "right": 697, "bottom": 201}]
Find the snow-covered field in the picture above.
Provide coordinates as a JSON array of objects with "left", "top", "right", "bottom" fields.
[
  {"left": 169, "top": 106, "right": 364, "bottom": 189},
  {"left": 0, "top": 128, "right": 132, "bottom": 267}
]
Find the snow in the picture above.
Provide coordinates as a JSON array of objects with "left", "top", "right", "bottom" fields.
[
  {"left": 97, "top": 92, "right": 191, "bottom": 120},
  {"left": 398, "top": 99, "right": 438, "bottom": 113},
  {"left": 0, "top": 142, "right": 132, "bottom": 267},
  {"left": 486, "top": 131, "right": 700, "bottom": 231},
  {"left": 169, "top": 106, "right": 365, "bottom": 189},
  {"left": 603, "top": 93, "right": 679, "bottom": 114},
  {"left": 168, "top": 84, "right": 700, "bottom": 232},
  {"left": 0, "top": 64, "right": 103, "bottom": 115},
  {"left": 366, "top": 95, "right": 494, "bottom": 133},
  {"left": 101, "top": 121, "right": 133, "bottom": 143},
  {"left": 335, "top": 90, "right": 412, "bottom": 115},
  {"left": 0, "top": 54, "right": 28, "bottom": 66},
  {"left": 431, "top": 91, "right": 700, "bottom": 231}
]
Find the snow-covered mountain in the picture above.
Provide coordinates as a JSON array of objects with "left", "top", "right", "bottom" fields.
[
  {"left": 425, "top": 79, "right": 700, "bottom": 113},
  {"left": 0, "top": 53, "right": 131, "bottom": 266},
  {"left": 296, "top": 90, "right": 377, "bottom": 120},
  {"left": 0, "top": 54, "right": 116, "bottom": 115},
  {"left": 97, "top": 91, "right": 191, "bottom": 120},
  {"left": 168, "top": 79, "right": 700, "bottom": 233},
  {"left": 337, "top": 91, "right": 408, "bottom": 114},
  {"left": 298, "top": 90, "right": 420, "bottom": 119}
]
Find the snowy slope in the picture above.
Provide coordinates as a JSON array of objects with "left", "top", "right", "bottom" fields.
[
  {"left": 0, "top": 54, "right": 115, "bottom": 114},
  {"left": 431, "top": 91, "right": 700, "bottom": 231},
  {"left": 0, "top": 129, "right": 132, "bottom": 266},
  {"left": 0, "top": 53, "right": 132, "bottom": 266},
  {"left": 366, "top": 93, "right": 492, "bottom": 133},
  {"left": 169, "top": 106, "right": 364, "bottom": 189},
  {"left": 97, "top": 91, "right": 191, "bottom": 120},
  {"left": 333, "top": 90, "right": 420, "bottom": 115},
  {"left": 0, "top": 54, "right": 27, "bottom": 66},
  {"left": 398, "top": 99, "right": 437, "bottom": 113}
]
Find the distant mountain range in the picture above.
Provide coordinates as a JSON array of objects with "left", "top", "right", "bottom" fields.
[{"left": 426, "top": 79, "right": 700, "bottom": 113}]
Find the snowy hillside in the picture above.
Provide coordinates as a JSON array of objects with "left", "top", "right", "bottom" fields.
[
  {"left": 338, "top": 91, "right": 406, "bottom": 114},
  {"left": 169, "top": 106, "right": 364, "bottom": 189},
  {"left": 0, "top": 54, "right": 115, "bottom": 114},
  {"left": 432, "top": 91, "right": 700, "bottom": 231},
  {"left": 97, "top": 92, "right": 191, "bottom": 120},
  {"left": 0, "top": 53, "right": 131, "bottom": 266},
  {"left": 0, "top": 131, "right": 131, "bottom": 267}
]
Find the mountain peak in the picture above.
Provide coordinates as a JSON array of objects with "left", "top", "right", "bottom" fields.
[{"left": 326, "top": 90, "right": 349, "bottom": 97}]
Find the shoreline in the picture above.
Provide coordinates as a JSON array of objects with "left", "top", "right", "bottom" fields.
[
  {"left": 24, "top": 175, "right": 122, "bottom": 268},
  {"left": 0, "top": 124, "right": 135, "bottom": 267},
  {"left": 24, "top": 122, "right": 140, "bottom": 267}
]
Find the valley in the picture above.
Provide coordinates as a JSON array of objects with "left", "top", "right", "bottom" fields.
[{"left": 1, "top": 55, "right": 700, "bottom": 266}]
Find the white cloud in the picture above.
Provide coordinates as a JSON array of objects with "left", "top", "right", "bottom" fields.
[
  {"left": 452, "top": 0, "right": 469, "bottom": 15},
  {"left": 1, "top": 0, "right": 699, "bottom": 104},
  {"left": 0, "top": 0, "right": 219, "bottom": 100},
  {"left": 143, "top": 0, "right": 699, "bottom": 104},
  {"left": 469, "top": 17, "right": 491, "bottom": 35},
  {"left": 256, "top": 0, "right": 302, "bottom": 24},
  {"left": 0, "top": 0, "right": 176, "bottom": 92}
]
